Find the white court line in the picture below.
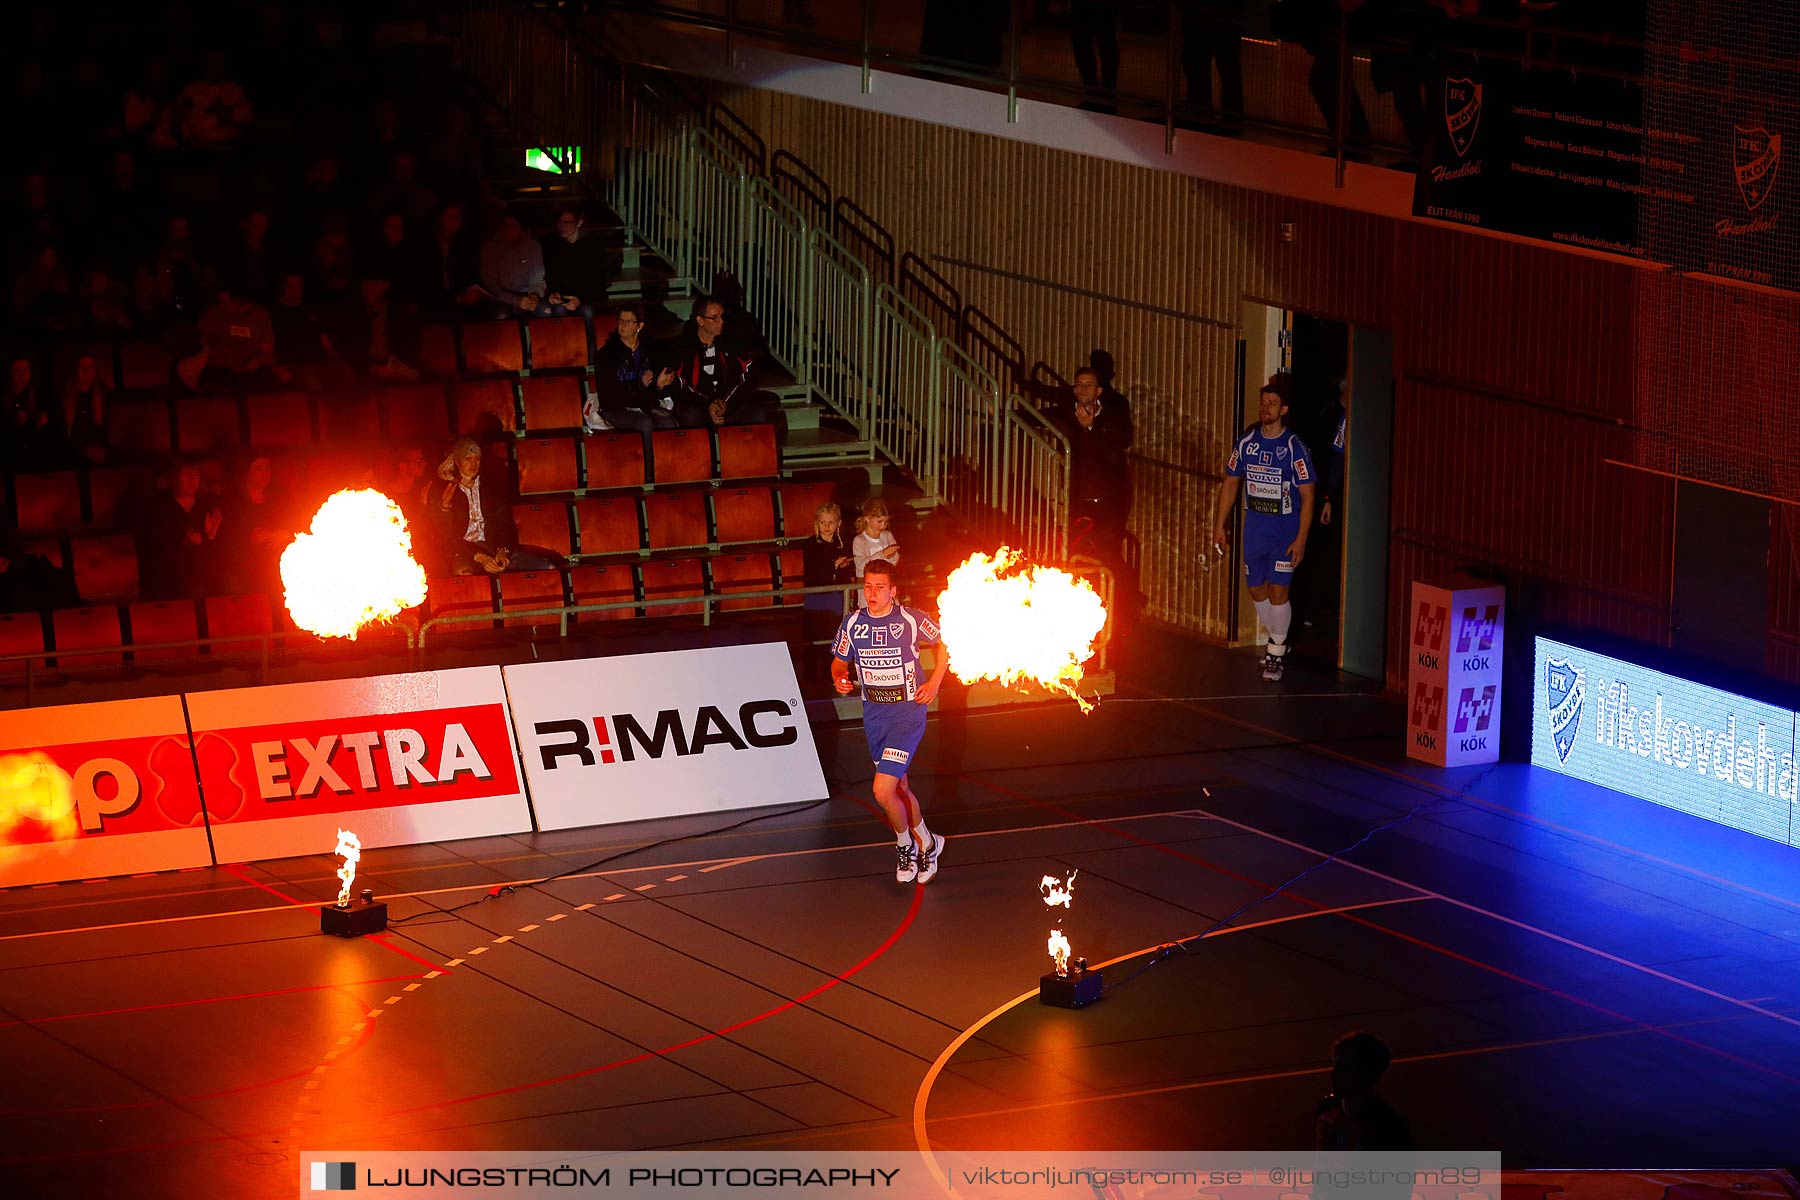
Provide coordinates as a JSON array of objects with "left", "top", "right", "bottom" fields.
[
  {"left": 0, "top": 808, "right": 1211, "bottom": 944},
  {"left": 1172, "top": 808, "right": 1800, "bottom": 1033}
]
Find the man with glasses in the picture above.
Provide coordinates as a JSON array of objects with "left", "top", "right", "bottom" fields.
[
  {"left": 668, "top": 295, "right": 779, "bottom": 430},
  {"left": 542, "top": 207, "right": 611, "bottom": 316}
]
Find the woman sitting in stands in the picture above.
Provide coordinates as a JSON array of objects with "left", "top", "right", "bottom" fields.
[
  {"left": 62, "top": 353, "right": 110, "bottom": 465},
  {"left": 219, "top": 454, "right": 293, "bottom": 596},
  {"left": 435, "top": 437, "right": 557, "bottom": 576},
  {"left": 140, "top": 462, "right": 223, "bottom": 601}
]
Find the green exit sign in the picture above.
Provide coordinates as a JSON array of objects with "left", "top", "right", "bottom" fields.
[{"left": 526, "top": 146, "right": 581, "bottom": 174}]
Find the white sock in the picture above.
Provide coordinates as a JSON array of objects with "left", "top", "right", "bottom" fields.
[
  {"left": 911, "top": 822, "right": 933, "bottom": 847},
  {"left": 1252, "top": 597, "right": 1272, "bottom": 639},
  {"left": 895, "top": 829, "right": 913, "bottom": 847},
  {"left": 1266, "top": 602, "right": 1292, "bottom": 657}
]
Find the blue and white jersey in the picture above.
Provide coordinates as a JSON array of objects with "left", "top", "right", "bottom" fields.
[
  {"left": 1225, "top": 426, "right": 1315, "bottom": 521},
  {"left": 833, "top": 605, "right": 941, "bottom": 704}
]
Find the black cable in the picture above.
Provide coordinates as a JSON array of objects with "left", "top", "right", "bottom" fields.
[
  {"left": 1101, "top": 763, "right": 1501, "bottom": 994},
  {"left": 388, "top": 796, "right": 835, "bottom": 925}
]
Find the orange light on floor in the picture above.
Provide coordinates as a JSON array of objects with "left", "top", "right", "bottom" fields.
[
  {"left": 281, "top": 489, "right": 428, "bottom": 640},
  {"left": 0, "top": 752, "right": 78, "bottom": 845},
  {"left": 937, "top": 548, "right": 1106, "bottom": 712}
]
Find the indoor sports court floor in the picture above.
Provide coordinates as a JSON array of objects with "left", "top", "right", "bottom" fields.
[{"left": 5, "top": 646, "right": 1800, "bottom": 1197}]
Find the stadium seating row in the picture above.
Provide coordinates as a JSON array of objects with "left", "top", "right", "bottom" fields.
[
  {"left": 0, "top": 551, "right": 831, "bottom": 675},
  {"left": 99, "top": 383, "right": 780, "bottom": 460},
  {"left": 11, "top": 481, "right": 837, "bottom": 604}
]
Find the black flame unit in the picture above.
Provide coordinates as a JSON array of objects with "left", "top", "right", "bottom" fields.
[
  {"left": 1039, "top": 964, "right": 1103, "bottom": 1008},
  {"left": 321, "top": 889, "right": 389, "bottom": 937}
]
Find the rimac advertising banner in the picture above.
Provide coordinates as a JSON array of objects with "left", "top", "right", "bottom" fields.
[
  {"left": 184, "top": 666, "right": 533, "bottom": 862},
  {"left": 1532, "top": 635, "right": 1799, "bottom": 848},
  {"left": 503, "top": 643, "right": 827, "bottom": 831},
  {"left": 0, "top": 696, "right": 211, "bottom": 887}
]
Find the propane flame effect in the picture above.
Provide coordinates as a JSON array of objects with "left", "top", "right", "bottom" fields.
[
  {"left": 333, "top": 828, "right": 362, "bottom": 908},
  {"left": 937, "top": 548, "right": 1107, "bottom": 712},
  {"left": 1040, "top": 869, "right": 1078, "bottom": 909},
  {"left": 0, "top": 753, "right": 78, "bottom": 845},
  {"left": 1048, "top": 928, "right": 1073, "bottom": 978},
  {"left": 281, "top": 489, "right": 428, "bottom": 640}
]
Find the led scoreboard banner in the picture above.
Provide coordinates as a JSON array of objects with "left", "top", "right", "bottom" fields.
[{"left": 1532, "top": 634, "right": 1800, "bottom": 848}]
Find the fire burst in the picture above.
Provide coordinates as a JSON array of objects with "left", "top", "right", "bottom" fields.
[
  {"left": 333, "top": 828, "right": 362, "bottom": 907},
  {"left": 936, "top": 548, "right": 1106, "bottom": 712},
  {"left": 1040, "top": 869, "right": 1078, "bottom": 909},
  {"left": 281, "top": 490, "right": 428, "bottom": 640},
  {"left": 0, "top": 753, "right": 78, "bottom": 845},
  {"left": 1047, "top": 928, "right": 1073, "bottom": 977}
]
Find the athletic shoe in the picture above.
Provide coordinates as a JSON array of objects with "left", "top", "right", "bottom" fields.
[
  {"left": 1262, "top": 653, "right": 1285, "bottom": 682},
  {"left": 895, "top": 841, "right": 919, "bottom": 884},
  {"left": 916, "top": 834, "right": 945, "bottom": 884}
]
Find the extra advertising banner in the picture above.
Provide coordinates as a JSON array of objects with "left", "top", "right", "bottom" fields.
[
  {"left": 1406, "top": 578, "right": 1504, "bottom": 768},
  {"left": 1532, "top": 635, "right": 1800, "bottom": 849},
  {"left": 0, "top": 696, "right": 211, "bottom": 887},
  {"left": 184, "top": 667, "right": 533, "bottom": 863},
  {"left": 503, "top": 643, "right": 828, "bottom": 831}
]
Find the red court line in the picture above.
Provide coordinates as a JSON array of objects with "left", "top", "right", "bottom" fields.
[
  {"left": 0, "top": 975, "right": 423, "bottom": 1029},
  {"left": 219, "top": 863, "right": 447, "bottom": 973},
  {"left": 947, "top": 769, "right": 1800, "bottom": 1087}
]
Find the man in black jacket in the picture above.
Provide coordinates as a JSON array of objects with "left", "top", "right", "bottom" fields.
[
  {"left": 591, "top": 302, "right": 705, "bottom": 437},
  {"left": 542, "top": 207, "right": 612, "bottom": 316},
  {"left": 1039, "top": 364, "right": 1133, "bottom": 561},
  {"left": 667, "top": 296, "right": 779, "bottom": 429}
]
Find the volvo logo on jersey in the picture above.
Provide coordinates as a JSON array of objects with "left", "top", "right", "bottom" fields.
[{"left": 504, "top": 644, "right": 828, "bottom": 830}]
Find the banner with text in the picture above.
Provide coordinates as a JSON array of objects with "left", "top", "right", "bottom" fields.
[
  {"left": 503, "top": 643, "right": 827, "bottom": 832},
  {"left": 185, "top": 667, "right": 532, "bottom": 863},
  {"left": 0, "top": 696, "right": 210, "bottom": 887},
  {"left": 1532, "top": 635, "right": 1799, "bottom": 848}
]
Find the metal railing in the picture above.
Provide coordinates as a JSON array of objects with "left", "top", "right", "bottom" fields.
[{"left": 459, "top": 0, "right": 1075, "bottom": 567}]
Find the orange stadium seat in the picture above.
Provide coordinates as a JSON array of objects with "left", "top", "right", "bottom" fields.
[
  {"left": 717, "top": 424, "right": 779, "bottom": 480},
  {"left": 712, "top": 553, "right": 775, "bottom": 612},
  {"left": 108, "top": 397, "right": 174, "bottom": 456},
  {"left": 128, "top": 600, "right": 200, "bottom": 662},
  {"left": 519, "top": 377, "right": 585, "bottom": 430},
  {"left": 516, "top": 436, "right": 580, "bottom": 494},
  {"left": 13, "top": 472, "right": 83, "bottom": 535},
  {"left": 584, "top": 433, "right": 646, "bottom": 489},
  {"left": 317, "top": 392, "right": 380, "bottom": 442},
  {"left": 416, "top": 323, "right": 459, "bottom": 377},
  {"left": 118, "top": 340, "right": 172, "bottom": 393},
  {"left": 204, "top": 594, "right": 274, "bottom": 658},
  {"left": 573, "top": 497, "right": 641, "bottom": 556},
  {"left": 644, "top": 492, "right": 708, "bottom": 550},
  {"left": 570, "top": 563, "right": 637, "bottom": 622},
  {"left": 245, "top": 394, "right": 316, "bottom": 449},
  {"left": 527, "top": 317, "right": 590, "bottom": 371},
  {"left": 640, "top": 558, "right": 704, "bottom": 618},
  {"left": 22, "top": 538, "right": 64, "bottom": 570},
  {"left": 776, "top": 547, "right": 806, "bottom": 604},
  {"left": 175, "top": 394, "right": 243, "bottom": 454},
  {"left": 380, "top": 384, "right": 452, "bottom": 441},
  {"left": 650, "top": 429, "right": 712, "bottom": 485},
  {"left": 0, "top": 612, "right": 45, "bottom": 677},
  {"left": 776, "top": 481, "right": 836, "bottom": 538},
  {"left": 86, "top": 466, "right": 152, "bottom": 532},
  {"left": 461, "top": 320, "right": 526, "bottom": 374},
  {"left": 512, "top": 502, "right": 573, "bottom": 558},
  {"left": 712, "top": 487, "right": 776, "bottom": 544},
  {"left": 590, "top": 313, "right": 619, "bottom": 347},
  {"left": 71, "top": 535, "right": 139, "bottom": 602},
  {"left": 51, "top": 606, "right": 125, "bottom": 671},
  {"left": 426, "top": 575, "right": 496, "bottom": 638},
  {"left": 499, "top": 569, "right": 567, "bottom": 628},
  {"left": 451, "top": 380, "right": 518, "bottom": 436}
]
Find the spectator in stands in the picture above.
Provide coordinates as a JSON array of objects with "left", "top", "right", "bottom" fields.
[
  {"left": 195, "top": 286, "right": 278, "bottom": 390},
  {"left": 148, "top": 213, "right": 208, "bottom": 316},
  {"left": 1069, "top": 0, "right": 1121, "bottom": 113},
  {"left": 542, "top": 207, "right": 611, "bottom": 316},
  {"left": 270, "top": 271, "right": 328, "bottom": 380},
  {"left": 383, "top": 443, "right": 438, "bottom": 562},
  {"left": 592, "top": 301, "right": 702, "bottom": 437},
  {"left": 0, "top": 522, "right": 76, "bottom": 613},
  {"left": 803, "top": 500, "right": 855, "bottom": 614},
  {"left": 369, "top": 152, "right": 437, "bottom": 226},
  {"left": 668, "top": 296, "right": 778, "bottom": 428},
  {"left": 853, "top": 498, "right": 900, "bottom": 576},
  {"left": 478, "top": 208, "right": 552, "bottom": 318},
  {"left": 425, "top": 104, "right": 482, "bottom": 204},
  {"left": 221, "top": 208, "right": 278, "bottom": 302},
  {"left": 81, "top": 265, "right": 136, "bottom": 336},
  {"left": 1043, "top": 364, "right": 1132, "bottom": 562},
  {"left": 174, "top": 49, "right": 255, "bottom": 147},
  {"left": 292, "top": 154, "right": 351, "bottom": 252},
  {"left": 11, "top": 172, "right": 59, "bottom": 255},
  {"left": 365, "top": 213, "right": 425, "bottom": 304},
  {"left": 320, "top": 277, "right": 419, "bottom": 382},
  {"left": 220, "top": 454, "right": 292, "bottom": 595},
  {"left": 119, "top": 55, "right": 178, "bottom": 151},
  {"left": 140, "top": 462, "right": 223, "bottom": 601},
  {"left": 1315, "top": 1031, "right": 1412, "bottom": 1150},
  {"left": 3, "top": 357, "right": 55, "bottom": 470},
  {"left": 12, "top": 244, "right": 79, "bottom": 334},
  {"left": 424, "top": 202, "right": 482, "bottom": 313},
  {"left": 434, "top": 437, "right": 555, "bottom": 574},
  {"left": 62, "top": 353, "right": 110, "bottom": 466},
  {"left": 91, "top": 149, "right": 160, "bottom": 270},
  {"left": 1181, "top": 2, "right": 1246, "bottom": 129},
  {"left": 1274, "top": 0, "right": 1373, "bottom": 150}
]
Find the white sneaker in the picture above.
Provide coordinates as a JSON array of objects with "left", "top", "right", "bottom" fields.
[
  {"left": 916, "top": 834, "right": 945, "bottom": 884},
  {"left": 895, "top": 841, "right": 919, "bottom": 884},
  {"left": 1262, "top": 652, "right": 1285, "bottom": 682}
]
